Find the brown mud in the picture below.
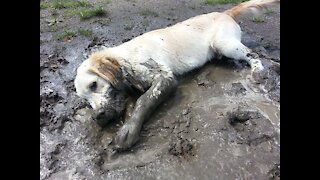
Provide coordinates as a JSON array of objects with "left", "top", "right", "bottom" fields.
[{"left": 40, "top": 1, "right": 280, "bottom": 179}]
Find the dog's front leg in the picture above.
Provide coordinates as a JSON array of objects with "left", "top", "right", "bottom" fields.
[{"left": 113, "top": 75, "right": 178, "bottom": 150}]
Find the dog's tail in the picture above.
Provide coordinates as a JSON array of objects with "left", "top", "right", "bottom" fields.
[{"left": 223, "top": 0, "right": 280, "bottom": 19}]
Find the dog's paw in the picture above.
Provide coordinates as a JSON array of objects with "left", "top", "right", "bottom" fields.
[
  {"left": 251, "top": 67, "right": 268, "bottom": 84},
  {"left": 113, "top": 122, "right": 141, "bottom": 151}
]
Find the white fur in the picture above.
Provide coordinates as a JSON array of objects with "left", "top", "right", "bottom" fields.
[
  {"left": 75, "top": 59, "right": 112, "bottom": 110},
  {"left": 73, "top": 0, "right": 279, "bottom": 150},
  {"left": 75, "top": 11, "right": 264, "bottom": 110},
  {"left": 101, "top": 12, "right": 260, "bottom": 78}
]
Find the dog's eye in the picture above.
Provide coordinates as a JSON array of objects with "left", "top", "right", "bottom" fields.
[{"left": 89, "top": 81, "right": 97, "bottom": 92}]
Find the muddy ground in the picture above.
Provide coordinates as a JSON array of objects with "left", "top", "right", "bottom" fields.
[{"left": 40, "top": 0, "right": 280, "bottom": 179}]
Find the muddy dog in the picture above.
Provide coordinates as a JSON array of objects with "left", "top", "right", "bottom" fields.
[{"left": 74, "top": 0, "right": 280, "bottom": 150}]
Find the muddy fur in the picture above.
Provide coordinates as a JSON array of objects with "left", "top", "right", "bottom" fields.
[
  {"left": 74, "top": 0, "right": 280, "bottom": 150},
  {"left": 93, "top": 88, "right": 127, "bottom": 127}
]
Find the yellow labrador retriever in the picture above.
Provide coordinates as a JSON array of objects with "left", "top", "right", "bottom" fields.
[{"left": 74, "top": 0, "right": 280, "bottom": 150}]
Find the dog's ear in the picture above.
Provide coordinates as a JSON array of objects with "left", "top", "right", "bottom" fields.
[
  {"left": 89, "top": 54, "right": 123, "bottom": 88},
  {"left": 88, "top": 53, "right": 145, "bottom": 94}
]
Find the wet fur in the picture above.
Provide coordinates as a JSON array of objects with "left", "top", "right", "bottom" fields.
[{"left": 74, "top": 0, "right": 280, "bottom": 150}]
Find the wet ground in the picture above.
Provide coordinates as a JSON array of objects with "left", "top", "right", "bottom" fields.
[{"left": 40, "top": 0, "right": 280, "bottom": 179}]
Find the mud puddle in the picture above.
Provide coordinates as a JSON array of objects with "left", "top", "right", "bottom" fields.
[
  {"left": 83, "top": 59, "right": 280, "bottom": 179},
  {"left": 40, "top": 0, "right": 280, "bottom": 179}
]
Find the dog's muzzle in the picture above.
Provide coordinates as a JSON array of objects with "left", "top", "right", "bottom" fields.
[{"left": 93, "top": 108, "right": 117, "bottom": 127}]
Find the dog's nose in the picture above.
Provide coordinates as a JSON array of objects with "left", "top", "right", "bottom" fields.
[{"left": 93, "top": 109, "right": 115, "bottom": 127}]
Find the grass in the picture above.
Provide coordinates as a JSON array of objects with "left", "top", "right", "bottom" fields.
[
  {"left": 204, "top": 0, "right": 248, "bottom": 5},
  {"left": 95, "top": 19, "right": 110, "bottom": 26},
  {"left": 40, "top": 2, "right": 50, "bottom": 9},
  {"left": 52, "top": 0, "right": 91, "bottom": 9},
  {"left": 251, "top": 16, "right": 265, "bottom": 23},
  {"left": 51, "top": 9, "right": 59, "bottom": 16},
  {"left": 139, "top": 9, "right": 158, "bottom": 17},
  {"left": 104, "top": 0, "right": 112, "bottom": 4},
  {"left": 41, "top": 1, "right": 108, "bottom": 20},
  {"left": 264, "top": 9, "right": 275, "bottom": 15},
  {"left": 77, "top": 28, "right": 93, "bottom": 37},
  {"left": 56, "top": 30, "right": 77, "bottom": 40},
  {"left": 48, "top": 25, "right": 60, "bottom": 32},
  {"left": 78, "top": 6, "right": 107, "bottom": 20}
]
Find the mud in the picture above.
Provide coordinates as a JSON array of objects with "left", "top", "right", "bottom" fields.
[{"left": 40, "top": 0, "right": 280, "bottom": 179}]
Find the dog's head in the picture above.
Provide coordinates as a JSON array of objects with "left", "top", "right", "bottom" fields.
[{"left": 74, "top": 51, "right": 145, "bottom": 127}]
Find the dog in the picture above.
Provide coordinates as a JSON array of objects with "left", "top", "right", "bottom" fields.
[{"left": 74, "top": 0, "right": 280, "bottom": 150}]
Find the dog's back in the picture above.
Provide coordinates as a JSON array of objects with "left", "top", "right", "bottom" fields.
[{"left": 101, "top": 0, "right": 279, "bottom": 77}]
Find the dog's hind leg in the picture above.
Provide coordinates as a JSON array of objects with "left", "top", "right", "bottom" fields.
[
  {"left": 113, "top": 74, "right": 178, "bottom": 150},
  {"left": 214, "top": 38, "right": 264, "bottom": 70},
  {"left": 213, "top": 38, "right": 266, "bottom": 83}
]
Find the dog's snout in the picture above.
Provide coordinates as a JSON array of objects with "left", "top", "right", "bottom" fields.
[
  {"left": 95, "top": 109, "right": 106, "bottom": 119},
  {"left": 93, "top": 109, "right": 116, "bottom": 127}
]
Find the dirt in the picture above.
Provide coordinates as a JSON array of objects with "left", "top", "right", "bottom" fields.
[{"left": 40, "top": 0, "right": 280, "bottom": 179}]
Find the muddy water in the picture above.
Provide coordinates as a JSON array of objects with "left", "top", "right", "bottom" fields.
[
  {"left": 43, "top": 53, "right": 280, "bottom": 180},
  {"left": 95, "top": 62, "right": 280, "bottom": 179},
  {"left": 42, "top": 44, "right": 280, "bottom": 180}
]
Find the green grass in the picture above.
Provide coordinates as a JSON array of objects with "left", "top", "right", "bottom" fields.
[
  {"left": 103, "top": 0, "right": 112, "bottom": 4},
  {"left": 56, "top": 30, "right": 77, "bottom": 40},
  {"left": 78, "top": 6, "right": 107, "bottom": 20},
  {"left": 204, "top": 0, "right": 248, "bottom": 5},
  {"left": 41, "top": 1, "right": 109, "bottom": 20},
  {"left": 65, "top": 6, "right": 108, "bottom": 20},
  {"left": 264, "top": 9, "right": 275, "bottom": 15},
  {"left": 77, "top": 28, "right": 93, "bottom": 37},
  {"left": 251, "top": 16, "right": 265, "bottom": 23},
  {"left": 95, "top": 19, "right": 110, "bottom": 26},
  {"left": 139, "top": 9, "right": 158, "bottom": 17},
  {"left": 52, "top": 0, "right": 91, "bottom": 9},
  {"left": 77, "top": 0, "right": 91, "bottom": 7},
  {"left": 40, "top": 2, "right": 50, "bottom": 9},
  {"left": 95, "top": 0, "right": 112, "bottom": 4},
  {"left": 50, "top": 9, "right": 59, "bottom": 16},
  {"left": 47, "top": 25, "right": 59, "bottom": 32}
]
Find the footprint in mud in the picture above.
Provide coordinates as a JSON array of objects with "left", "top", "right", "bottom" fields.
[
  {"left": 168, "top": 137, "right": 194, "bottom": 158},
  {"left": 227, "top": 82, "right": 247, "bottom": 96},
  {"left": 40, "top": 53, "right": 69, "bottom": 73},
  {"left": 194, "top": 70, "right": 216, "bottom": 88},
  {"left": 227, "top": 108, "right": 260, "bottom": 125},
  {"left": 225, "top": 107, "right": 276, "bottom": 146},
  {"left": 40, "top": 91, "right": 66, "bottom": 130}
]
